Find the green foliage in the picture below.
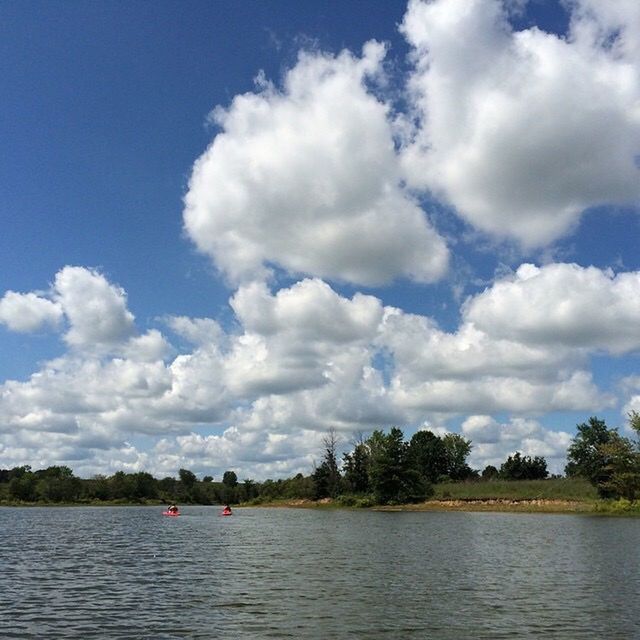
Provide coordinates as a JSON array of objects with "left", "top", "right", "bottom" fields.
[
  {"left": 368, "top": 428, "right": 431, "bottom": 504},
  {"left": 499, "top": 452, "right": 548, "bottom": 480},
  {"left": 598, "top": 433, "right": 640, "bottom": 501},
  {"left": 565, "top": 417, "right": 616, "bottom": 491},
  {"left": 222, "top": 470, "right": 238, "bottom": 488},
  {"left": 178, "top": 468, "right": 197, "bottom": 488},
  {"left": 8, "top": 474, "right": 37, "bottom": 501},
  {"left": 342, "top": 442, "right": 370, "bottom": 493},
  {"left": 482, "top": 465, "right": 499, "bottom": 480},
  {"left": 566, "top": 415, "right": 640, "bottom": 500},
  {"left": 408, "top": 430, "right": 448, "bottom": 482},
  {"left": 313, "top": 429, "right": 341, "bottom": 499},
  {"left": 593, "top": 498, "right": 640, "bottom": 515},
  {"left": 441, "top": 433, "right": 474, "bottom": 480}
]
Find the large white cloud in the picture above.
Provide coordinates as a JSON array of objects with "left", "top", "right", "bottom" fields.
[
  {"left": 0, "top": 263, "right": 627, "bottom": 476},
  {"left": 401, "top": 0, "right": 640, "bottom": 247},
  {"left": 464, "top": 263, "right": 640, "bottom": 354},
  {"left": 184, "top": 41, "right": 449, "bottom": 286}
]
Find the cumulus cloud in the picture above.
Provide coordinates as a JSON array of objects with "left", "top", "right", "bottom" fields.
[
  {"left": 464, "top": 263, "right": 640, "bottom": 354},
  {"left": 184, "top": 41, "right": 449, "bottom": 286},
  {"left": 0, "top": 266, "right": 137, "bottom": 352},
  {"left": 400, "top": 0, "right": 640, "bottom": 247},
  {"left": 54, "top": 266, "right": 135, "bottom": 350},
  {"left": 462, "top": 415, "right": 573, "bottom": 474},
  {"left": 0, "top": 263, "right": 626, "bottom": 475},
  {"left": 0, "top": 291, "right": 62, "bottom": 333}
]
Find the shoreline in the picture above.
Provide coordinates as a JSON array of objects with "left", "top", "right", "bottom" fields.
[
  {"left": 3, "top": 497, "right": 639, "bottom": 515},
  {"left": 245, "top": 497, "right": 640, "bottom": 515}
]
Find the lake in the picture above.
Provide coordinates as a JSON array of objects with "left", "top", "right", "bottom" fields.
[{"left": 1, "top": 506, "right": 639, "bottom": 638}]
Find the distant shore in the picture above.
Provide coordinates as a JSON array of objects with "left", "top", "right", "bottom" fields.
[{"left": 244, "top": 497, "right": 591, "bottom": 514}]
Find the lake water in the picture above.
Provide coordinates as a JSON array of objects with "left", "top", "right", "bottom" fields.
[{"left": 1, "top": 506, "right": 639, "bottom": 639}]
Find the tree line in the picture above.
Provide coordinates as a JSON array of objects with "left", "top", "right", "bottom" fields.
[
  {"left": 1, "top": 412, "right": 639, "bottom": 506},
  {"left": 0, "top": 466, "right": 257, "bottom": 505}
]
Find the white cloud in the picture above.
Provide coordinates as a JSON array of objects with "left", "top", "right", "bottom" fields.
[
  {"left": 184, "top": 41, "right": 449, "bottom": 286},
  {"left": 462, "top": 415, "right": 573, "bottom": 473},
  {"left": 464, "top": 263, "right": 640, "bottom": 354},
  {"left": 122, "top": 330, "right": 173, "bottom": 362},
  {"left": 0, "top": 291, "right": 62, "bottom": 333},
  {"left": 167, "top": 316, "right": 225, "bottom": 347},
  {"left": 0, "top": 264, "right": 623, "bottom": 475},
  {"left": 54, "top": 266, "right": 135, "bottom": 350},
  {"left": 400, "top": 0, "right": 640, "bottom": 247}
]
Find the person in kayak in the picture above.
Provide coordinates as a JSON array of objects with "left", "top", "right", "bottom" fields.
[
  {"left": 168, "top": 504, "right": 179, "bottom": 514},
  {"left": 222, "top": 505, "right": 232, "bottom": 515}
]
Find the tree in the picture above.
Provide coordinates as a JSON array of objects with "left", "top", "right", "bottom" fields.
[
  {"left": 565, "top": 415, "right": 640, "bottom": 499},
  {"left": 222, "top": 471, "right": 238, "bottom": 488},
  {"left": 8, "top": 473, "right": 37, "bottom": 501},
  {"left": 129, "top": 471, "right": 157, "bottom": 500},
  {"left": 313, "top": 429, "right": 341, "bottom": 499},
  {"left": 408, "top": 430, "right": 448, "bottom": 483},
  {"left": 565, "top": 417, "right": 617, "bottom": 494},
  {"left": 368, "top": 428, "right": 429, "bottom": 504},
  {"left": 179, "top": 468, "right": 197, "bottom": 489},
  {"left": 35, "top": 466, "right": 82, "bottom": 502},
  {"left": 441, "top": 434, "right": 473, "bottom": 480},
  {"left": 499, "top": 452, "right": 548, "bottom": 480},
  {"left": 343, "top": 441, "right": 370, "bottom": 494},
  {"left": 598, "top": 433, "right": 640, "bottom": 501},
  {"left": 629, "top": 410, "right": 640, "bottom": 438},
  {"left": 482, "top": 465, "right": 499, "bottom": 480}
]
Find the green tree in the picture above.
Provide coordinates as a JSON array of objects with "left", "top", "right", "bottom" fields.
[
  {"left": 87, "top": 474, "right": 111, "bottom": 501},
  {"left": 368, "top": 428, "right": 429, "bottom": 504},
  {"left": 222, "top": 470, "right": 238, "bottom": 488},
  {"left": 129, "top": 471, "right": 157, "bottom": 500},
  {"left": 629, "top": 410, "right": 640, "bottom": 438},
  {"left": 179, "top": 468, "right": 197, "bottom": 488},
  {"left": 35, "top": 466, "right": 81, "bottom": 502},
  {"left": 313, "top": 429, "right": 341, "bottom": 499},
  {"left": 499, "top": 452, "right": 548, "bottom": 480},
  {"left": 343, "top": 440, "right": 370, "bottom": 493},
  {"left": 565, "top": 417, "right": 617, "bottom": 494},
  {"left": 408, "top": 430, "right": 448, "bottom": 483},
  {"left": 8, "top": 472, "right": 37, "bottom": 501},
  {"left": 598, "top": 433, "right": 640, "bottom": 501},
  {"left": 441, "top": 434, "right": 473, "bottom": 480},
  {"left": 482, "top": 465, "right": 499, "bottom": 480}
]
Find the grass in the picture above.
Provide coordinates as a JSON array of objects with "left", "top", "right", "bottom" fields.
[{"left": 432, "top": 477, "right": 598, "bottom": 502}]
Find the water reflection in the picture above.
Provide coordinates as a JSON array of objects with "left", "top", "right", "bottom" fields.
[{"left": 1, "top": 507, "right": 638, "bottom": 638}]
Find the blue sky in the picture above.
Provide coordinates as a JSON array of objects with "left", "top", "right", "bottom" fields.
[{"left": 1, "top": 0, "right": 639, "bottom": 479}]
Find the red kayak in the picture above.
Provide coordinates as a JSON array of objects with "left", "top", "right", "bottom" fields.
[
  {"left": 162, "top": 511, "right": 180, "bottom": 517},
  {"left": 221, "top": 510, "right": 232, "bottom": 517}
]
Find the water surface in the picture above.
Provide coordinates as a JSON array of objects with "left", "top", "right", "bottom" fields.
[{"left": 1, "top": 506, "right": 638, "bottom": 638}]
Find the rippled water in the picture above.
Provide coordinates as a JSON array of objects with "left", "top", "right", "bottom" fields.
[{"left": 1, "top": 506, "right": 639, "bottom": 638}]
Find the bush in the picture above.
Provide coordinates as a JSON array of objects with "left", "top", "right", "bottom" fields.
[{"left": 594, "top": 499, "right": 640, "bottom": 514}]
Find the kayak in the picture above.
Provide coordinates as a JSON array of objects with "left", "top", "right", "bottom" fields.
[
  {"left": 162, "top": 511, "right": 180, "bottom": 517},
  {"left": 221, "top": 511, "right": 232, "bottom": 516}
]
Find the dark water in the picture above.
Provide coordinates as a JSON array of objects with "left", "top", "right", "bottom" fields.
[{"left": 1, "top": 507, "right": 639, "bottom": 639}]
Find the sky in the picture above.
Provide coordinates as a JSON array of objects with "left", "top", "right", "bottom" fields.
[{"left": 1, "top": 0, "right": 639, "bottom": 480}]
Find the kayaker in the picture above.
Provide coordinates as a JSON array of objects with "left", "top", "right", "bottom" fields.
[
  {"left": 168, "top": 504, "right": 179, "bottom": 513},
  {"left": 222, "top": 505, "right": 232, "bottom": 515}
]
